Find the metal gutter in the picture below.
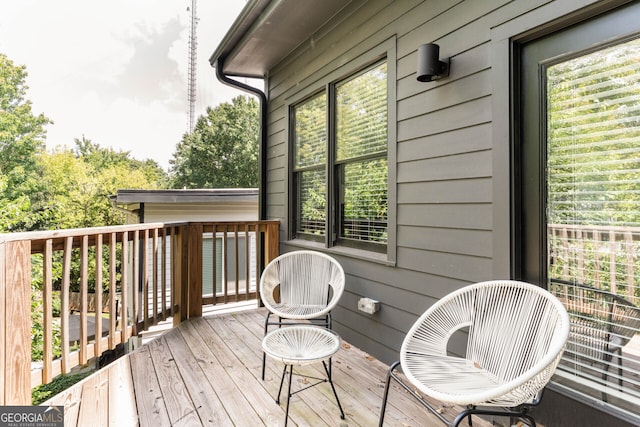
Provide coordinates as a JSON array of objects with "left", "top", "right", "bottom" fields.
[{"left": 215, "top": 57, "right": 268, "bottom": 221}]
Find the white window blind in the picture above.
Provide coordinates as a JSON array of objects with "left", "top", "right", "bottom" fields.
[
  {"left": 546, "top": 37, "right": 640, "bottom": 416},
  {"left": 336, "top": 62, "right": 388, "bottom": 245},
  {"left": 294, "top": 93, "right": 327, "bottom": 237}
]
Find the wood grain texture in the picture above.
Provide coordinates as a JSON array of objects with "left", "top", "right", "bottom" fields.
[{"left": 41, "top": 308, "right": 497, "bottom": 427}]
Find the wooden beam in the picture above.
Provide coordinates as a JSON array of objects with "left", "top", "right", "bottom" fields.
[{"left": 3, "top": 240, "right": 32, "bottom": 404}]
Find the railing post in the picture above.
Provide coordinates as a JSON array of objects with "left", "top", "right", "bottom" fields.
[
  {"left": 187, "top": 223, "right": 203, "bottom": 318},
  {"left": 1, "top": 240, "right": 32, "bottom": 405},
  {"left": 264, "top": 221, "right": 279, "bottom": 266},
  {"left": 173, "top": 226, "right": 186, "bottom": 325}
]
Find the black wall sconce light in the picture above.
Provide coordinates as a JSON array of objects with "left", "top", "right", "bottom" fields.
[{"left": 416, "top": 43, "right": 450, "bottom": 82}]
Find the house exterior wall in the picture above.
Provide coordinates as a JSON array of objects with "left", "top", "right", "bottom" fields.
[
  {"left": 142, "top": 202, "right": 258, "bottom": 223},
  {"left": 262, "top": 0, "right": 637, "bottom": 424}
]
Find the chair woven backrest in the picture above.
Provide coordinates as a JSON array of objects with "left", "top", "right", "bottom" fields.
[
  {"left": 465, "top": 281, "right": 568, "bottom": 383},
  {"left": 401, "top": 280, "right": 570, "bottom": 404},
  {"left": 260, "top": 250, "right": 345, "bottom": 319}
]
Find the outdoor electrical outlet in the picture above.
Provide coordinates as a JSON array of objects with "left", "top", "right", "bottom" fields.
[{"left": 358, "top": 298, "right": 380, "bottom": 315}]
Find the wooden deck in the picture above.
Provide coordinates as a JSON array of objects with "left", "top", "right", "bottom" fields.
[{"left": 44, "top": 308, "right": 497, "bottom": 427}]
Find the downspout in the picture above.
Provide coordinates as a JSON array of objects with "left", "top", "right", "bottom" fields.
[{"left": 215, "top": 57, "right": 268, "bottom": 221}]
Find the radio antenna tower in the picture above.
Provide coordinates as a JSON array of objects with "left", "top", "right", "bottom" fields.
[{"left": 187, "top": 0, "right": 198, "bottom": 132}]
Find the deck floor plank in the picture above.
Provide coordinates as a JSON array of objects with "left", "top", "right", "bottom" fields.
[
  {"left": 129, "top": 345, "right": 171, "bottom": 427},
  {"left": 205, "top": 314, "right": 331, "bottom": 427},
  {"left": 76, "top": 367, "right": 109, "bottom": 427},
  {"left": 163, "top": 321, "right": 235, "bottom": 426},
  {"left": 238, "top": 309, "right": 434, "bottom": 426},
  {"left": 108, "top": 356, "right": 138, "bottom": 427},
  {"left": 191, "top": 316, "right": 297, "bottom": 426},
  {"left": 45, "top": 307, "right": 497, "bottom": 427},
  {"left": 211, "top": 312, "right": 358, "bottom": 426},
  {"left": 146, "top": 336, "right": 202, "bottom": 426},
  {"left": 181, "top": 317, "right": 266, "bottom": 426},
  {"left": 46, "top": 374, "right": 83, "bottom": 426}
]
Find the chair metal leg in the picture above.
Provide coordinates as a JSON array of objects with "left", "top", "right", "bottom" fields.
[
  {"left": 323, "top": 360, "right": 345, "bottom": 419},
  {"left": 276, "top": 365, "right": 288, "bottom": 404},
  {"left": 262, "top": 313, "right": 272, "bottom": 380},
  {"left": 453, "top": 408, "right": 536, "bottom": 427},
  {"left": 380, "top": 360, "right": 539, "bottom": 427},
  {"left": 284, "top": 365, "right": 293, "bottom": 427},
  {"left": 378, "top": 361, "right": 398, "bottom": 427}
]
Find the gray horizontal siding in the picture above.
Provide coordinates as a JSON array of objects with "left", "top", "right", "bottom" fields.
[{"left": 263, "top": 0, "right": 610, "bottom": 364}]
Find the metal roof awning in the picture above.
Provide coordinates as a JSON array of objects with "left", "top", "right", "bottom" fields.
[{"left": 209, "top": 0, "right": 351, "bottom": 78}]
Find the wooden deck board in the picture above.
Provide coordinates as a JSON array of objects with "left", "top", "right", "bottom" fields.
[
  {"left": 108, "top": 357, "right": 138, "bottom": 427},
  {"left": 44, "top": 308, "right": 497, "bottom": 427},
  {"left": 162, "top": 323, "right": 234, "bottom": 426},
  {"left": 129, "top": 345, "right": 171, "bottom": 427},
  {"left": 172, "top": 319, "right": 241, "bottom": 426}
]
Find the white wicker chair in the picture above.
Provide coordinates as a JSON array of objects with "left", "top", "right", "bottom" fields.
[
  {"left": 260, "top": 250, "right": 345, "bottom": 380},
  {"left": 379, "top": 280, "right": 570, "bottom": 427}
]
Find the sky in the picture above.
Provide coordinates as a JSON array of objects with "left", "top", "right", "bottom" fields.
[{"left": 0, "top": 1, "right": 258, "bottom": 170}]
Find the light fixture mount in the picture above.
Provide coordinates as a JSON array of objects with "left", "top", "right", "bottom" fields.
[{"left": 416, "top": 43, "right": 450, "bottom": 82}]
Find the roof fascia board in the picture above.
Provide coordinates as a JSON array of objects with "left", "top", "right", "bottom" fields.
[{"left": 208, "top": 0, "right": 273, "bottom": 70}]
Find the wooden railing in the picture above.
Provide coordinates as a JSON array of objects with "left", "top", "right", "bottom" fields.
[
  {"left": 548, "top": 223, "right": 640, "bottom": 306},
  {"left": 0, "top": 220, "right": 279, "bottom": 405}
]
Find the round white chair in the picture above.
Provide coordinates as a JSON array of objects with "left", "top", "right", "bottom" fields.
[
  {"left": 379, "top": 280, "right": 571, "bottom": 427},
  {"left": 259, "top": 250, "right": 345, "bottom": 379},
  {"left": 262, "top": 325, "right": 345, "bottom": 426}
]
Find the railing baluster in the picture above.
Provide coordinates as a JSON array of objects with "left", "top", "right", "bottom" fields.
[
  {"left": 625, "top": 231, "right": 634, "bottom": 303},
  {"left": 142, "top": 229, "right": 149, "bottom": 330},
  {"left": 61, "top": 236, "right": 73, "bottom": 374},
  {"left": 244, "top": 224, "right": 250, "bottom": 301},
  {"left": 160, "top": 227, "right": 167, "bottom": 320},
  {"left": 43, "top": 239, "right": 53, "bottom": 384},
  {"left": 95, "top": 234, "right": 103, "bottom": 357},
  {"left": 234, "top": 224, "right": 239, "bottom": 303},
  {"left": 109, "top": 232, "right": 117, "bottom": 349},
  {"left": 80, "top": 235, "right": 89, "bottom": 365},
  {"left": 593, "top": 229, "right": 601, "bottom": 288},
  {"left": 153, "top": 228, "right": 159, "bottom": 323},
  {"left": 223, "top": 225, "right": 229, "bottom": 304},
  {"left": 212, "top": 225, "right": 218, "bottom": 305},
  {"left": 609, "top": 230, "right": 617, "bottom": 294},
  {"left": 121, "top": 230, "right": 129, "bottom": 343},
  {"left": 576, "top": 228, "right": 584, "bottom": 284},
  {"left": 132, "top": 230, "right": 140, "bottom": 336}
]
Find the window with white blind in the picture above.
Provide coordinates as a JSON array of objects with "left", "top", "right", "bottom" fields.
[
  {"left": 546, "top": 38, "right": 640, "bottom": 413},
  {"left": 293, "top": 61, "right": 388, "bottom": 252},
  {"left": 521, "top": 30, "right": 640, "bottom": 419}
]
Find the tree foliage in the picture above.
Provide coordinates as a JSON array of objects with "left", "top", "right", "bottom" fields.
[
  {"left": 170, "top": 95, "right": 259, "bottom": 188},
  {"left": 38, "top": 138, "right": 166, "bottom": 228},
  {"left": 0, "top": 54, "right": 167, "bottom": 232},
  {"left": 0, "top": 53, "right": 52, "bottom": 231}
]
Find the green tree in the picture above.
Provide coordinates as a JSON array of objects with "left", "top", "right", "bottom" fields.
[
  {"left": 39, "top": 138, "right": 167, "bottom": 228},
  {"left": 0, "top": 53, "right": 52, "bottom": 231},
  {"left": 170, "top": 95, "right": 259, "bottom": 188}
]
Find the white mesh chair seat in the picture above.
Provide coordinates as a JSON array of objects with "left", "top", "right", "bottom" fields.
[
  {"left": 260, "top": 250, "right": 345, "bottom": 380},
  {"left": 262, "top": 326, "right": 341, "bottom": 366},
  {"left": 379, "top": 280, "right": 571, "bottom": 427},
  {"left": 269, "top": 303, "right": 329, "bottom": 319}
]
